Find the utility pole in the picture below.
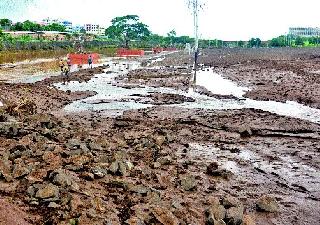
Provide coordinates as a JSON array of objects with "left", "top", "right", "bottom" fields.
[{"left": 188, "top": 0, "right": 202, "bottom": 86}]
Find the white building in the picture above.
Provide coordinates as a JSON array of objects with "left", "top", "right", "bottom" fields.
[
  {"left": 98, "top": 27, "right": 106, "bottom": 36},
  {"left": 85, "top": 24, "right": 99, "bottom": 35},
  {"left": 289, "top": 27, "right": 320, "bottom": 37}
]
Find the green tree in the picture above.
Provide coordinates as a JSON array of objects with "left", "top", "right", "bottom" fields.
[
  {"left": 0, "top": 18, "right": 12, "bottom": 30},
  {"left": 22, "top": 20, "right": 42, "bottom": 31},
  {"left": 248, "top": 38, "right": 261, "bottom": 48},
  {"left": 105, "top": 15, "right": 151, "bottom": 48},
  {"left": 269, "top": 36, "right": 287, "bottom": 47},
  {"left": 295, "top": 36, "right": 304, "bottom": 46},
  {"left": 237, "top": 40, "right": 245, "bottom": 47},
  {"left": 43, "top": 23, "right": 66, "bottom": 32}
]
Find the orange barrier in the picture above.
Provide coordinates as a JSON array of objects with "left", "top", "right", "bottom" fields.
[
  {"left": 117, "top": 49, "right": 145, "bottom": 57},
  {"left": 68, "top": 53, "right": 100, "bottom": 65}
]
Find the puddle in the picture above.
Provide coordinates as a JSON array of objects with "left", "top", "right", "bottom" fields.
[
  {"left": 53, "top": 60, "right": 320, "bottom": 124},
  {"left": 196, "top": 69, "right": 249, "bottom": 97}
]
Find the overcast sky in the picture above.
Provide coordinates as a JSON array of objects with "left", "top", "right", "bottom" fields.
[{"left": 1, "top": 0, "right": 320, "bottom": 40}]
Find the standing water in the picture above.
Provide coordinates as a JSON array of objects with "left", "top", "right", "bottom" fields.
[{"left": 55, "top": 60, "right": 320, "bottom": 124}]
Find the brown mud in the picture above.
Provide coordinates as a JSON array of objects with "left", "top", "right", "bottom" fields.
[{"left": 0, "top": 48, "right": 319, "bottom": 225}]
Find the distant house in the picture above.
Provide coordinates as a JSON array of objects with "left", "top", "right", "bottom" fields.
[{"left": 289, "top": 27, "right": 320, "bottom": 37}]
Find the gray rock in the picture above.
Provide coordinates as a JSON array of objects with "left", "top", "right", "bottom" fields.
[
  {"left": 48, "top": 202, "right": 60, "bottom": 208},
  {"left": 207, "top": 204, "right": 226, "bottom": 221},
  {"left": 66, "top": 139, "right": 81, "bottom": 149},
  {"left": 158, "top": 156, "right": 172, "bottom": 165},
  {"left": 109, "top": 161, "right": 119, "bottom": 174},
  {"left": 35, "top": 184, "right": 59, "bottom": 199},
  {"left": 88, "top": 142, "right": 103, "bottom": 151},
  {"left": 180, "top": 175, "right": 197, "bottom": 191},
  {"left": 53, "top": 170, "right": 73, "bottom": 187},
  {"left": 129, "top": 184, "right": 150, "bottom": 195},
  {"left": 91, "top": 168, "right": 106, "bottom": 178},
  {"left": 256, "top": 195, "right": 279, "bottom": 213},
  {"left": 118, "top": 161, "right": 127, "bottom": 176},
  {"left": 239, "top": 126, "right": 252, "bottom": 138},
  {"left": 27, "top": 186, "right": 35, "bottom": 197}
]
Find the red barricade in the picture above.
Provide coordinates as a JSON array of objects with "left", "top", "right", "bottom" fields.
[
  {"left": 117, "top": 49, "right": 145, "bottom": 57},
  {"left": 68, "top": 53, "right": 100, "bottom": 65}
]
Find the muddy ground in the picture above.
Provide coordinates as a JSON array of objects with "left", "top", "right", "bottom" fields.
[{"left": 0, "top": 48, "right": 319, "bottom": 225}]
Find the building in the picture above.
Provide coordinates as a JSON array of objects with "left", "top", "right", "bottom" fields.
[
  {"left": 60, "top": 21, "right": 73, "bottom": 32},
  {"left": 98, "top": 27, "right": 106, "bottom": 36},
  {"left": 85, "top": 24, "right": 102, "bottom": 35},
  {"left": 289, "top": 27, "right": 320, "bottom": 37}
]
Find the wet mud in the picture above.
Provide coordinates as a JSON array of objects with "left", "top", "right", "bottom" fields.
[{"left": 0, "top": 49, "right": 319, "bottom": 225}]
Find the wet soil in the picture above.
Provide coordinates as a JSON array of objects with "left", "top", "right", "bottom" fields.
[{"left": 0, "top": 49, "right": 319, "bottom": 225}]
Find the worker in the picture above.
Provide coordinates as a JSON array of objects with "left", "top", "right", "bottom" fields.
[
  {"left": 59, "top": 59, "right": 64, "bottom": 74},
  {"left": 88, "top": 55, "right": 93, "bottom": 69},
  {"left": 67, "top": 57, "right": 72, "bottom": 69},
  {"left": 62, "top": 64, "right": 70, "bottom": 84}
]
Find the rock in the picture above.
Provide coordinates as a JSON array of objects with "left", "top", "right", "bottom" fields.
[
  {"left": 53, "top": 170, "right": 73, "bottom": 187},
  {"left": 129, "top": 184, "right": 150, "bottom": 195},
  {"left": 13, "top": 163, "right": 31, "bottom": 179},
  {"left": 158, "top": 156, "right": 172, "bottom": 165},
  {"left": 154, "top": 135, "right": 166, "bottom": 146},
  {"left": 79, "top": 143, "right": 89, "bottom": 153},
  {"left": 207, "top": 204, "right": 226, "bottom": 221},
  {"left": 66, "top": 139, "right": 82, "bottom": 149},
  {"left": 0, "top": 159, "right": 13, "bottom": 182},
  {"left": 180, "top": 175, "right": 197, "bottom": 191},
  {"left": 35, "top": 184, "right": 59, "bottom": 199},
  {"left": 151, "top": 207, "right": 179, "bottom": 225},
  {"left": 69, "top": 154, "right": 92, "bottom": 166},
  {"left": 238, "top": 126, "right": 252, "bottom": 138},
  {"left": 27, "top": 186, "right": 36, "bottom": 197},
  {"left": 88, "top": 141, "right": 103, "bottom": 151},
  {"left": 256, "top": 195, "right": 279, "bottom": 213},
  {"left": 206, "top": 163, "right": 232, "bottom": 179},
  {"left": 118, "top": 161, "right": 127, "bottom": 175},
  {"left": 207, "top": 162, "right": 219, "bottom": 175},
  {"left": 225, "top": 206, "right": 244, "bottom": 225},
  {"left": 153, "top": 162, "right": 161, "bottom": 169},
  {"left": 109, "top": 161, "right": 119, "bottom": 174},
  {"left": 126, "top": 161, "right": 134, "bottom": 170},
  {"left": 91, "top": 168, "right": 106, "bottom": 178},
  {"left": 48, "top": 202, "right": 60, "bottom": 208}
]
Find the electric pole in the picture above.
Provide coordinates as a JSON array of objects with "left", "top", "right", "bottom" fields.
[{"left": 188, "top": 0, "right": 203, "bottom": 86}]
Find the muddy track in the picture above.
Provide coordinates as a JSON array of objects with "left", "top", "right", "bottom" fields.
[{"left": 0, "top": 49, "right": 319, "bottom": 225}]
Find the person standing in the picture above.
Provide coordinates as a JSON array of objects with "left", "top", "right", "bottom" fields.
[
  {"left": 59, "top": 59, "right": 64, "bottom": 74},
  {"left": 88, "top": 55, "right": 93, "bottom": 69}
]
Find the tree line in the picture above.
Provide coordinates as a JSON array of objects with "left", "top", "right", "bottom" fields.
[
  {"left": 1, "top": 16, "right": 320, "bottom": 50},
  {"left": 0, "top": 18, "right": 66, "bottom": 32}
]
